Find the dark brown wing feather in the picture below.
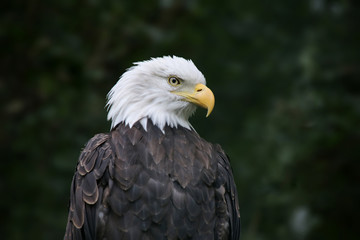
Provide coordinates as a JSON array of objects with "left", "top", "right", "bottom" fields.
[
  {"left": 214, "top": 144, "right": 241, "bottom": 240},
  {"left": 64, "top": 120, "right": 240, "bottom": 240},
  {"left": 64, "top": 133, "right": 113, "bottom": 240}
]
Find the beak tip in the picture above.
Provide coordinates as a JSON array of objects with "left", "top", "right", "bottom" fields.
[{"left": 205, "top": 106, "right": 214, "bottom": 117}]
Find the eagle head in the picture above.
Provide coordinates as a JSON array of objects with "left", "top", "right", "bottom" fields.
[{"left": 106, "top": 56, "right": 215, "bottom": 131}]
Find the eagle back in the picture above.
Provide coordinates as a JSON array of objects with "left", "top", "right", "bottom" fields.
[{"left": 65, "top": 120, "right": 240, "bottom": 240}]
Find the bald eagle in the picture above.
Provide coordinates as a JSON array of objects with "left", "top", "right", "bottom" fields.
[{"left": 64, "top": 56, "right": 240, "bottom": 240}]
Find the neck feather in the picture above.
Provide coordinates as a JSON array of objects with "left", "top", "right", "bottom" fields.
[{"left": 106, "top": 76, "right": 196, "bottom": 132}]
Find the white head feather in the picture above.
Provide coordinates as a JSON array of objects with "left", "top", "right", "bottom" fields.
[{"left": 106, "top": 56, "right": 206, "bottom": 132}]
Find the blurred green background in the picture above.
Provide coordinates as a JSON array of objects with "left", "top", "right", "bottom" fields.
[{"left": 1, "top": 0, "right": 359, "bottom": 239}]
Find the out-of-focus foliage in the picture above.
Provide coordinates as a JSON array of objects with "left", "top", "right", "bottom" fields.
[{"left": 1, "top": 0, "right": 359, "bottom": 239}]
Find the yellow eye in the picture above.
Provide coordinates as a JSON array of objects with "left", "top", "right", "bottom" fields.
[{"left": 168, "top": 76, "right": 181, "bottom": 86}]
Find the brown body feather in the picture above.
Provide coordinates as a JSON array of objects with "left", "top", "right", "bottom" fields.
[{"left": 64, "top": 120, "right": 240, "bottom": 240}]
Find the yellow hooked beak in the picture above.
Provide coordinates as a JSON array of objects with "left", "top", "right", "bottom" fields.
[{"left": 172, "top": 83, "right": 215, "bottom": 117}]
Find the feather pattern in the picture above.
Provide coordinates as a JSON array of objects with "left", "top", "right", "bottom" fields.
[
  {"left": 64, "top": 120, "right": 240, "bottom": 240},
  {"left": 106, "top": 56, "right": 205, "bottom": 131}
]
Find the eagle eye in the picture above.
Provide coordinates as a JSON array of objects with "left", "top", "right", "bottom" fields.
[{"left": 168, "top": 76, "right": 181, "bottom": 86}]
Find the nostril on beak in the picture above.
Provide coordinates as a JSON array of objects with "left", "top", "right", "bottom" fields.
[{"left": 194, "top": 83, "right": 206, "bottom": 93}]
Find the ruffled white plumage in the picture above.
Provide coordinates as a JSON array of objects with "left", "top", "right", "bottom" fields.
[{"left": 106, "top": 56, "right": 206, "bottom": 132}]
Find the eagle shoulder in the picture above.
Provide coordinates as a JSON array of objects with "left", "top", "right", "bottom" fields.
[
  {"left": 213, "top": 143, "right": 241, "bottom": 240},
  {"left": 64, "top": 133, "right": 113, "bottom": 240}
]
